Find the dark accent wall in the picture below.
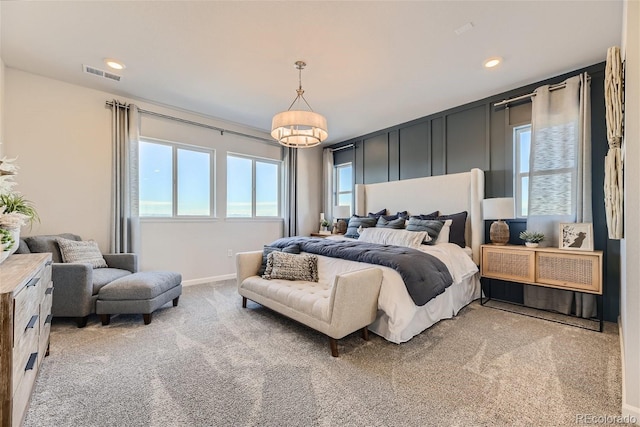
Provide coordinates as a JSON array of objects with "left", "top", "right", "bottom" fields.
[{"left": 329, "top": 62, "right": 620, "bottom": 322}]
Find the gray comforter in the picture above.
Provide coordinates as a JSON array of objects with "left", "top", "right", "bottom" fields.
[{"left": 268, "top": 237, "right": 453, "bottom": 306}]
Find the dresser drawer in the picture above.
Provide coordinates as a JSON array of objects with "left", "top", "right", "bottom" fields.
[
  {"left": 12, "top": 322, "right": 38, "bottom": 395},
  {"left": 39, "top": 288, "right": 53, "bottom": 357},
  {"left": 13, "top": 278, "right": 40, "bottom": 337},
  {"left": 12, "top": 353, "right": 39, "bottom": 427}
]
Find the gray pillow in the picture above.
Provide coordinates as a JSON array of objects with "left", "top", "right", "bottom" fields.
[
  {"left": 57, "top": 237, "right": 107, "bottom": 268},
  {"left": 376, "top": 217, "right": 406, "bottom": 229},
  {"left": 345, "top": 216, "right": 377, "bottom": 238},
  {"left": 24, "top": 233, "right": 82, "bottom": 263},
  {"left": 262, "top": 251, "right": 319, "bottom": 282},
  {"left": 257, "top": 244, "right": 300, "bottom": 276},
  {"left": 406, "top": 218, "right": 444, "bottom": 244}
]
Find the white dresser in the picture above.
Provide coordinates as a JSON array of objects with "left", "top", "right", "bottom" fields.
[{"left": 0, "top": 253, "right": 53, "bottom": 427}]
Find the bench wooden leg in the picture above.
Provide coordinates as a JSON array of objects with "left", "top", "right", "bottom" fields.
[
  {"left": 329, "top": 338, "right": 339, "bottom": 357},
  {"left": 242, "top": 297, "right": 247, "bottom": 308},
  {"left": 362, "top": 327, "right": 369, "bottom": 341},
  {"left": 100, "top": 314, "right": 110, "bottom": 326},
  {"left": 173, "top": 296, "right": 180, "bottom": 307},
  {"left": 143, "top": 313, "right": 152, "bottom": 325}
]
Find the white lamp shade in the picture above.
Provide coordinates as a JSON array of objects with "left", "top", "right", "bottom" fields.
[
  {"left": 482, "top": 197, "right": 515, "bottom": 220},
  {"left": 271, "top": 110, "right": 328, "bottom": 147},
  {"left": 332, "top": 205, "right": 351, "bottom": 219}
]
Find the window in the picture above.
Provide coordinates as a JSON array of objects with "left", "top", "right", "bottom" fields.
[
  {"left": 227, "top": 154, "right": 280, "bottom": 217},
  {"left": 334, "top": 162, "right": 353, "bottom": 210},
  {"left": 139, "top": 140, "right": 214, "bottom": 217},
  {"left": 514, "top": 125, "right": 531, "bottom": 217}
]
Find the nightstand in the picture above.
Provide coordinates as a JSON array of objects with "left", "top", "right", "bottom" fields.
[
  {"left": 310, "top": 233, "right": 331, "bottom": 238},
  {"left": 480, "top": 244, "right": 603, "bottom": 331}
]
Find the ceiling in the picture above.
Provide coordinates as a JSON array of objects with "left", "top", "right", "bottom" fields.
[{"left": 0, "top": 1, "right": 623, "bottom": 144}]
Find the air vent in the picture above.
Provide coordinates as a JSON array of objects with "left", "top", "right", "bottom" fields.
[{"left": 83, "top": 64, "right": 121, "bottom": 82}]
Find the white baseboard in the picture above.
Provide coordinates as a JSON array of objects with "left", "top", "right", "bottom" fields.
[
  {"left": 182, "top": 274, "right": 236, "bottom": 287},
  {"left": 620, "top": 318, "right": 640, "bottom": 425}
]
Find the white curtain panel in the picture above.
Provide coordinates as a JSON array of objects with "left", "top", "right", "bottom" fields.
[
  {"left": 322, "top": 148, "right": 334, "bottom": 222},
  {"left": 283, "top": 147, "right": 298, "bottom": 237},
  {"left": 525, "top": 73, "right": 595, "bottom": 318},
  {"left": 110, "top": 101, "right": 141, "bottom": 254},
  {"left": 526, "top": 74, "right": 592, "bottom": 243}
]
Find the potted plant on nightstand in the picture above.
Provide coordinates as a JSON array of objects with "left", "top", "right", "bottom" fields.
[{"left": 519, "top": 230, "right": 544, "bottom": 248}]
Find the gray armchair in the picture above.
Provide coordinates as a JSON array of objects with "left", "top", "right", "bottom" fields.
[{"left": 16, "top": 233, "right": 138, "bottom": 327}]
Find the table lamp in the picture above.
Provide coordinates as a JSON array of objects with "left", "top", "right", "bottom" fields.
[
  {"left": 332, "top": 205, "right": 351, "bottom": 234},
  {"left": 482, "top": 197, "right": 515, "bottom": 245}
]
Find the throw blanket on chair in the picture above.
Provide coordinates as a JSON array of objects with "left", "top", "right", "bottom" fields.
[{"left": 268, "top": 237, "right": 453, "bottom": 306}]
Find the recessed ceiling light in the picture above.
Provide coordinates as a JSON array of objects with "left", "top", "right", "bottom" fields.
[
  {"left": 104, "top": 58, "right": 126, "bottom": 70},
  {"left": 484, "top": 57, "right": 502, "bottom": 68}
]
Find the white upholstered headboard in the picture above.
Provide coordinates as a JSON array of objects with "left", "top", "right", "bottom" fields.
[{"left": 354, "top": 168, "right": 485, "bottom": 264}]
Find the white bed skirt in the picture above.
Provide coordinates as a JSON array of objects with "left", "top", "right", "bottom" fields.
[{"left": 369, "top": 273, "right": 481, "bottom": 344}]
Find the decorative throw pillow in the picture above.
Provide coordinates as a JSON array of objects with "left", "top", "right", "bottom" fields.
[
  {"left": 358, "top": 227, "right": 428, "bottom": 249},
  {"left": 381, "top": 211, "right": 409, "bottom": 221},
  {"left": 56, "top": 238, "right": 107, "bottom": 268},
  {"left": 436, "top": 211, "right": 468, "bottom": 247},
  {"left": 345, "top": 216, "right": 377, "bottom": 238},
  {"left": 367, "top": 208, "right": 387, "bottom": 219},
  {"left": 406, "top": 218, "right": 444, "bottom": 244},
  {"left": 376, "top": 217, "right": 406, "bottom": 229},
  {"left": 263, "top": 251, "right": 319, "bottom": 282},
  {"left": 414, "top": 211, "right": 440, "bottom": 220},
  {"left": 435, "top": 219, "right": 453, "bottom": 244},
  {"left": 257, "top": 244, "right": 301, "bottom": 276}
]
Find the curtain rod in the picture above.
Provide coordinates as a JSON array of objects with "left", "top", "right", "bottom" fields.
[
  {"left": 105, "top": 101, "right": 279, "bottom": 146},
  {"left": 493, "top": 75, "right": 591, "bottom": 108},
  {"left": 330, "top": 144, "right": 354, "bottom": 152}
]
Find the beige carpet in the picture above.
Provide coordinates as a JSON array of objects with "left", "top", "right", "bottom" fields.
[{"left": 25, "top": 281, "right": 623, "bottom": 427}]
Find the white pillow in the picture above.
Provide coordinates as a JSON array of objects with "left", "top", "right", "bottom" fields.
[
  {"left": 435, "top": 219, "right": 453, "bottom": 244},
  {"left": 358, "top": 227, "right": 428, "bottom": 249}
]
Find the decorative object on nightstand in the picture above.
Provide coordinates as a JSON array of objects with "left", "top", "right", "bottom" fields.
[
  {"left": 482, "top": 197, "right": 515, "bottom": 245},
  {"left": 318, "top": 213, "right": 331, "bottom": 235},
  {"left": 559, "top": 222, "right": 594, "bottom": 251},
  {"left": 519, "top": 230, "right": 545, "bottom": 248},
  {"left": 333, "top": 205, "right": 350, "bottom": 234}
]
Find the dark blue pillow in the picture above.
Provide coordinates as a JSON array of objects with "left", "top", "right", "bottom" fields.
[
  {"left": 257, "top": 244, "right": 301, "bottom": 276},
  {"left": 367, "top": 208, "right": 387, "bottom": 219},
  {"left": 376, "top": 217, "right": 406, "bottom": 229},
  {"left": 382, "top": 211, "right": 409, "bottom": 221},
  {"left": 412, "top": 210, "right": 439, "bottom": 220},
  {"left": 436, "top": 211, "right": 468, "bottom": 247},
  {"left": 406, "top": 218, "right": 444, "bottom": 244},
  {"left": 345, "top": 216, "right": 377, "bottom": 238}
]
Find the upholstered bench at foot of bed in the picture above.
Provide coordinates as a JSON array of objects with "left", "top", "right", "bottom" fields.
[
  {"left": 236, "top": 251, "right": 383, "bottom": 357},
  {"left": 96, "top": 271, "right": 182, "bottom": 325}
]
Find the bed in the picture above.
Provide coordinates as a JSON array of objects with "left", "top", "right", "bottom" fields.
[{"left": 322, "top": 168, "right": 484, "bottom": 343}]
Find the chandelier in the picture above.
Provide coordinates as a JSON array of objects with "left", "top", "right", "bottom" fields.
[{"left": 271, "top": 61, "right": 328, "bottom": 148}]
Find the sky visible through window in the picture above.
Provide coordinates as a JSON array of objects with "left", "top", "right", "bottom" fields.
[
  {"left": 227, "top": 155, "right": 279, "bottom": 217},
  {"left": 139, "top": 141, "right": 212, "bottom": 216}
]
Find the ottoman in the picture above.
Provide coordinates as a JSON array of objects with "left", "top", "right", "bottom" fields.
[{"left": 96, "top": 271, "right": 182, "bottom": 325}]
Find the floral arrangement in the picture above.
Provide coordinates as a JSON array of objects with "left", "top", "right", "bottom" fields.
[{"left": 0, "top": 155, "right": 39, "bottom": 255}]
